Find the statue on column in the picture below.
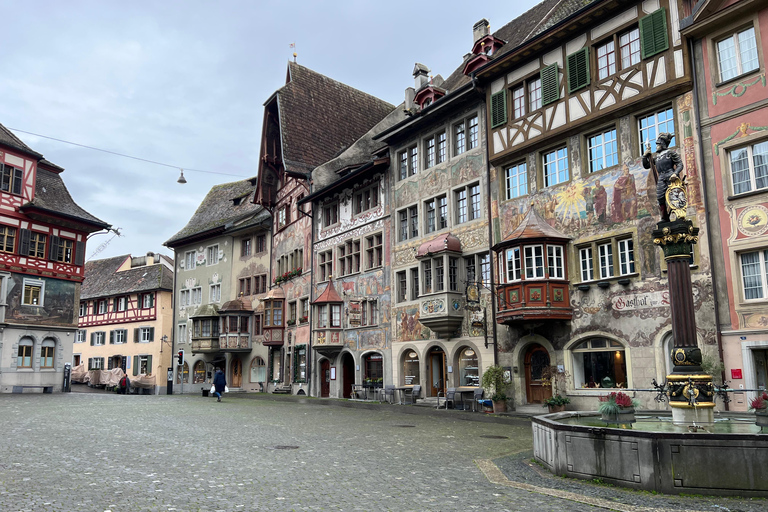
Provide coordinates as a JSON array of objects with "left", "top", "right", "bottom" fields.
[{"left": 642, "top": 132, "right": 684, "bottom": 222}]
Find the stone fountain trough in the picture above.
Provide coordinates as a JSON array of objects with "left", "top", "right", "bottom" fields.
[{"left": 532, "top": 411, "right": 768, "bottom": 496}]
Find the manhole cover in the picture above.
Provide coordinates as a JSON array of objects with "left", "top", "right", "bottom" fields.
[
  {"left": 394, "top": 424, "right": 416, "bottom": 428},
  {"left": 267, "top": 445, "right": 299, "bottom": 450},
  {"left": 480, "top": 435, "right": 509, "bottom": 439}
]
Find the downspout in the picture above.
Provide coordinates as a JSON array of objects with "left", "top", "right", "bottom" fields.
[
  {"left": 171, "top": 248, "right": 180, "bottom": 394},
  {"left": 689, "top": 36, "right": 727, "bottom": 409},
  {"left": 473, "top": 73, "right": 499, "bottom": 366}
]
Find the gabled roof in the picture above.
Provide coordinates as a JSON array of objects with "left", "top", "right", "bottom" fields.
[
  {"left": 275, "top": 62, "right": 395, "bottom": 173},
  {"left": 81, "top": 255, "right": 174, "bottom": 300},
  {"left": 493, "top": 206, "right": 571, "bottom": 250},
  {"left": 0, "top": 123, "right": 42, "bottom": 158},
  {"left": 21, "top": 167, "right": 110, "bottom": 232},
  {"left": 312, "top": 280, "right": 343, "bottom": 304},
  {"left": 165, "top": 177, "right": 266, "bottom": 247}
]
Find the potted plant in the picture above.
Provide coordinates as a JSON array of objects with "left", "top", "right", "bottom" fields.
[
  {"left": 541, "top": 365, "right": 571, "bottom": 413},
  {"left": 299, "top": 315, "right": 308, "bottom": 324},
  {"left": 287, "top": 319, "right": 296, "bottom": 326},
  {"left": 749, "top": 391, "right": 768, "bottom": 428},
  {"left": 481, "top": 365, "right": 509, "bottom": 413},
  {"left": 543, "top": 394, "right": 570, "bottom": 413},
  {"left": 598, "top": 391, "right": 640, "bottom": 424}
]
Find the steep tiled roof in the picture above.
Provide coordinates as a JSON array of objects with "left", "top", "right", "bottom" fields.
[
  {"left": 81, "top": 255, "right": 174, "bottom": 300},
  {"left": 0, "top": 123, "right": 41, "bottom": 158},
  {"left": 165, "top": 177, "right": 266, "bottom": 246},
  {"left": 497, "top": 206, "right": 571, "bottom": 247},
  {"left": 312, "top": 280, "right": 343, "bottom": 304},
  {"left": 277, "top": 62, "right": 395, "bottom": 172},
  {"left": 22, "top": 168, "right": 110, "bottom": 230}
]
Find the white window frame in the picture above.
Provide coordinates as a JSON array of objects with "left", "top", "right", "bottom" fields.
[
  {"left": 729, "top": 140, "right": 768, "bottom": 195},
  {"left": 207, "top": 245, "right": 219, "bottom": 266},
  {"left": 598, "top": 242, "right": 614, "bottom": 279},
  {"left": 79, "top": 302, "right": 86, "bottom": 317},
  {"left": 139, "top": 327, "right": 153, "bottom": 343},
  {"left": 94, "top": 331, "right": 105, "bottom": 346},
  {"left": 98, "top": 300, "right": 107, "bottom": 314},
  {"left": 180, "top": 289, "right": 191, "bottom": 307},
  {"left": 638, "top": 107, "right": 675, "bottom": 154},
  {"left": 543, "top": 146, "right": 569, "bottom": 187},
  {"left": 717, "top": 26, "right": 759, "bottom": 83},
  {"left": 740, "top": 249, "right": 768, "bottom": 301},
  {"left": 505, "top": 247, "right": 521, "bottom": 282},
  {"left": 587, "top": 128, "right": 618, "bottom": 172},
  {"left": 114, "top": 329, "right": 127, "bottom": 344},
  {"left": 330, "top": 304, "right": 341, "bottom": 328},
  {"left": 178, "top": 323, "right": 188, "bottom": 344},
  {"left": 76, "top": 330, "right": 86, "bottom": 343},
  {"left": 142, "top": 293, "right": 153, "bottom": 309},
  {"left": 618, "top": 239, "right": 636, "bottom": 276},
  {"left": 116, "top": 296, "right": 128, "bottom": 312},
  {"left": 210, "top": 283, "right": 221, "bottom": 303},
  {"left": 596, "top": 39, "right": 616, "bottom": 79},
  {"left": 185, "top": 251, "right": 196, "bottom": 270},
  {"left": 524, "top": 245, "right": 545, "bottom": 280},
  {"left": 579, "top": 247, "right": 594, "bottom": 282},
  {"left": 192, "top": 287, "right": 202, "bottom": 305},
  {"left": 547, "top": 245, "right": 564, "bottom": 279}
]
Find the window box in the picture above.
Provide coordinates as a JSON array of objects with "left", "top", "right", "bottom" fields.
[{"left": 274, "top": 267, "right": 302, "bottom": 285}]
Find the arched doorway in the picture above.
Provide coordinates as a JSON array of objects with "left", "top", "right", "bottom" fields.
[
  {"left": 524, "top": 344, "right": 552, "bottom": 404},
  {"left": 320, "top": 359, "right": 330, "bottom": 398},
  {"left": 341, "top": 353, "right": 354, "bottom": 398},
  {"left": 427, "top": 346, "right": 446, "bottom": 397},
  {"left": 231, "top": 358, "right": 242, "bottom": 388}
]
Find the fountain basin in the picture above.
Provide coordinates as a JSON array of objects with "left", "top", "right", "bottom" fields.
[{"left": 533, "top": 411, "right": 768, "bottom": 496}]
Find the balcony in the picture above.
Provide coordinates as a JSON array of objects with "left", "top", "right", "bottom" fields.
[
  {"left": 418, "top": 292, "right": 465, "bottom": 338},
  {"left": 219, "top": 334, "right": 252, "bottom": 352},
  {"left": 191, "top": 337, "right": 220, "bottom": 353},
  {"left": 496, "top": 281, "right": 572, "bottom": 324}
]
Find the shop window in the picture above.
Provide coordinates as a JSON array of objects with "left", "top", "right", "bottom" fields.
[
  {"left": 458, "top": 347, "right": 479, "bottom": 387},
  {"left": 193, "top": 360, "right": 206, "bottom": 383},
  {"left": 40, "top": 339, "right": 55, "bottom": 368},
  {"left": 294, "top": 345, "right": 307, "bottom": 382},
  {"left": 402, "top": 351, "right": 420, "bottom": 386},
  {"left": 571, "top": 338, "right": 628, "bottom": 389},
  {"left": 364, "top": 353, "right": 383, "bottom": 381}
]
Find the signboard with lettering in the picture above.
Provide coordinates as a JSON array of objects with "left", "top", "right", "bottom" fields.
[{"left": 611, "top": 291, "right": 670, "bottom": 311}]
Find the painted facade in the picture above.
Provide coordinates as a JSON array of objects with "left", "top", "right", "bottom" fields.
[
  {"left": 474, "top": 0, "right": 717, "bottom": 409},
  {"left": 683, "top": 0, "right": 768, "bottom": 410},
  {"left": 76, "top": 253, "right": 174, "bottom": 393},
  {"left": 0, "top": 124, "right": 109, "bottom": 393}
]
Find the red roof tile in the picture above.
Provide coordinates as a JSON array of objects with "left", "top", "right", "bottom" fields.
[{"left": 312, "top": 279, "right": 343, "bottom": 304}]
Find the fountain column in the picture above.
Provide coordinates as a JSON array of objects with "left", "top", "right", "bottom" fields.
[{"left": 653, "top": 218, "right": 715, "bottom": 424}]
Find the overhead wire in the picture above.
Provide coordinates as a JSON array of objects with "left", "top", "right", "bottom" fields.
[{"left": 9, "top": 127, "right": 249, "bottom": 178}]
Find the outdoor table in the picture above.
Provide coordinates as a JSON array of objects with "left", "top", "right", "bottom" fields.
[
  {"left": 394, "top": 386, "right": 411, "bottom": 405},
  {"left": 455, "top": 386, "right": 477, "bottom": 410}
]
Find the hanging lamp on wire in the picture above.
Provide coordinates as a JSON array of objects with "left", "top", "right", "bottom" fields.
[{"left": 177, "top": 168, "right": 187, "bottom": 184}]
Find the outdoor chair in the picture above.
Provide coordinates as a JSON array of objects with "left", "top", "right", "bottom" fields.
[
  {"left": 436, "top": 387, "right": 456, "bottom": 409},
  {"left": 404, "top": 385, "right": 421, "bottom": 405},
  {"left": 383, "top": 385, "right": 395, "bottom": 404},
  {"left": 469, "top": 388, "right": 485, "bottom": 412}
]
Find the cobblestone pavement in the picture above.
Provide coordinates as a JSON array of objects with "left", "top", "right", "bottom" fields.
[{"left": 0, "top": 391, "right": 764, "bottom": 512}]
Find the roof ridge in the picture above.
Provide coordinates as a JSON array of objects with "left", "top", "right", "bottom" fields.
[{"left": 287, "top": 61, "right": 395, "bottom": 110}]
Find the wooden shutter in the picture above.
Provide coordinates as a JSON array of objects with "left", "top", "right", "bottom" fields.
[
  {"left": 490, "top": 91, "right": 507, "bottom": 128},
  {"left": 149, "top": 327, "right": 155, "bottom": 342},
  {"left": 566, "top": 50, "right": 590, "bottom": 93},
  {"left": 18, "top": 229, "right": 31, "bottom": 256},
  {"left": 109, "top": 331, "right": 115, "bottom": 344},
  {"left": 74, "top": 241, "right": 85, "bottom": 266},
  {"left": 90, "top": 332, "right": 95, "bottom": 346},
  {"left": 88, "top": 357, "right": 93, "bottom": 370},
  {"left": 541, "top": 63, "right": 561, "bottom": 104},
  {"left": 133, "top": 355, "right": 139, "bottom": 376},
  {"left": 639, "top": 8, "right": 668, "bottom": 59},
  {"left": 134, "top": 328, "right": 140, "bottom": 343},
  {"left": 107, "top": 357, "right": 113, "bottom": 370},
  {"left": 147, "top": 355, "right": 153, "bottom": 374},
  {"left": 48, "top": 235, "right": 60, "bottom": 261}
]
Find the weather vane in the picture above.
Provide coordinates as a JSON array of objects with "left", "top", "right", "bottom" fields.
[{"left": 290, "top": 42, "right": 297, "bottom": 62}]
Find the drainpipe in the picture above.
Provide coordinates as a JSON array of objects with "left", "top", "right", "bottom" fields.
[
  {"left": 171, "top": 248, "right": 180, "bottom": 395},
  {"left": 689, "top": 36, "right": 728, "bottom": 409}
]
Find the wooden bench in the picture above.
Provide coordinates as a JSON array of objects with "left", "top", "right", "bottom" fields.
[{"left": 12, "top": 385, "right": 53, "bottom": 393}]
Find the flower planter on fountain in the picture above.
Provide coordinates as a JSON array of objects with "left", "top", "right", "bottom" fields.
[
  {"left": 749, "top": 391, "right": 768, "bottom": 428},
  {"left": 598, "top": 391, "right": 639, "bottom": 425}
]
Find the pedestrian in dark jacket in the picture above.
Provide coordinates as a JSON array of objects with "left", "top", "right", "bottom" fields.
[
  {"left": 213, "top": 368, "right": 226, "bottom": 402},
  {"left": 119, "top": 374, "right": 131, "bottom": 394}
]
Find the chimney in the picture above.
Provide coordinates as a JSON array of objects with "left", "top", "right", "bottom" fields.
[
  {"left": 404, "top": 87, "right": 416, "bottom": 112},
  {"left": 413, "top": 63, "right": 430, "bottom": 90},
  {"left": 146, "top": 252, "right": 155, "bottom": 266},
  {"left": 473, "top": 19, "right": 490, "bottom": 44}
]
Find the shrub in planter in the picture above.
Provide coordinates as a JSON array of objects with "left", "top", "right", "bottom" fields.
[
  {"left": 749, "top": 391, "right": 768, "bottom": 428},
  {"left": 481, "top": 365, "right": 510, "bottom": 413},
  {"left": 543, "top": 394, "right": 570, "bottom": 413},
  {"left": 598, "top": 391, "right": 640, "bottom": 424}
]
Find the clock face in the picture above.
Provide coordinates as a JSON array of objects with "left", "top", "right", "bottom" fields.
[{"left": 668, "top": 187, "right": 687, "bottom": 209}]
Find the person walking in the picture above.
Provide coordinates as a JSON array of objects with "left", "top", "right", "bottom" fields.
[{"left": 212, "top": 367, "right": 226, "bottom": 402}]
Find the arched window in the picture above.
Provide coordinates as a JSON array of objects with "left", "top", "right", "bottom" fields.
[
  {"left": 364, "top": 353, "right": 383, "bottom": 383},
  {"left": 193, "top": 360, "right": 206, "bottom": 383},
  {"left": 402, "top": 350, "right": 420, "bottom": 385},
  {"left": 571, "top": 338, "right": 628, "bottom": 389},
  {"left": 177, "top": 361, "right": 189, "bottom": 384},
  {"left": 250, "top": 356, "right": 266, "bottom": 383},
  {"left": 17, "top": 338, "right": 33, "bottom": 368},
  {"left": 41, "top": 339, "right": 56, "bottom": 368},
  {"left": 457, "top": 347, "right": 479, "bottom": 387}
]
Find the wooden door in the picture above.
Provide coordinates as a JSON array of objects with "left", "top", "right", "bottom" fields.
[
  {"left": 231, "top": 358, "right": 242, "bottom": 388},
  {"left": 320, "top": 359, "right": 330, "bottom": 398},
  {"left": 524, "top": 344, "right": 551, "bottom": 404},
  {"left": 428, "top": 350, "right": 446, "bottom": 397}
]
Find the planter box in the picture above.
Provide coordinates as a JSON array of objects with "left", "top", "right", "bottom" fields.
[
  {"left": 492, "top": 400, "right": 507, "bottom": 413},
  {"left": 601, "top": 408, "right": 636, "bottom": 425},
  {"left": 548, "top": 404, "right": 566, "bottom": 413},
  {"left": 756, "top": 410, "right": 768, "bottom": 428}
]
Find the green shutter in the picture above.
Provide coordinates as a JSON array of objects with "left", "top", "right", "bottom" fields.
[
  {"left": 639, "top": 8, "right": 668, "bottom": 59},
  {"left": 133, "top": 355, "right": 139, "bottom": 376},
  {"left": 147, "top": 355, "right": 152, "bottom": 374},
  {"left": 90, "top": 333, "right": 95, "bottom": 346},
  {"left": 109, "top": 331, "right": 115, "bottom": 344},
  {"left": 134, "top": 328, "right": 139, "bottom": 343},
  {"left": 567, "top": 49, "right": 590, "bottom": 93},
  {"left": 149, "top": 327, "right": 155, "bottom": 341},
  {"left": 541, "top": 63, "right": 561, "bottom": 105},
  {"left": 490, "top": 90, "right": 507, "bottom": 128}
]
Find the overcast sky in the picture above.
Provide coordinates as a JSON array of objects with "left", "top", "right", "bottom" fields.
[{"left": 1, "top": 0, "right": 531, "bottom": 261}]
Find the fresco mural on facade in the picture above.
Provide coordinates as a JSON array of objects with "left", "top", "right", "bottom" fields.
[
  {"left": 359, "top": 330, "right": 385, "bottom": 349},
  {"left": 395, "top": 306, "right": 430, "bottom": 342},
  {"left": 8, "top": 275, "right": 76, "bottom": 326},
  {"left": 451, "top": 153, "right": 484, "bottom": 184}
]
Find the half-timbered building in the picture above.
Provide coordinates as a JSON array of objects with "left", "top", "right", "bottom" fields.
[
  {"left": 683, "top": 0, "right": 768, "bottom": 410},
  {"left": 0, "top": 123, "right": 109, "bottom": 393},
  {"left": 472, "top": 0, "right": 717, "bottom": 409},
  {"left": 76, "top": 252, "right": 174, "bottom": 392},
  {"left": 254, "top": 62, "right": 393, "bottom": 395}
]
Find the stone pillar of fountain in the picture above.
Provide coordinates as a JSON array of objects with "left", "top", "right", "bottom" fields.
[{"left": 653, "top": 218, "right": 715, "bottom": 425}]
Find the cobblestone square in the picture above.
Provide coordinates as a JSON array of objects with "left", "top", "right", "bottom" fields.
[{"left": 0, "top": 392, "right": 765, "bottom": 512}]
